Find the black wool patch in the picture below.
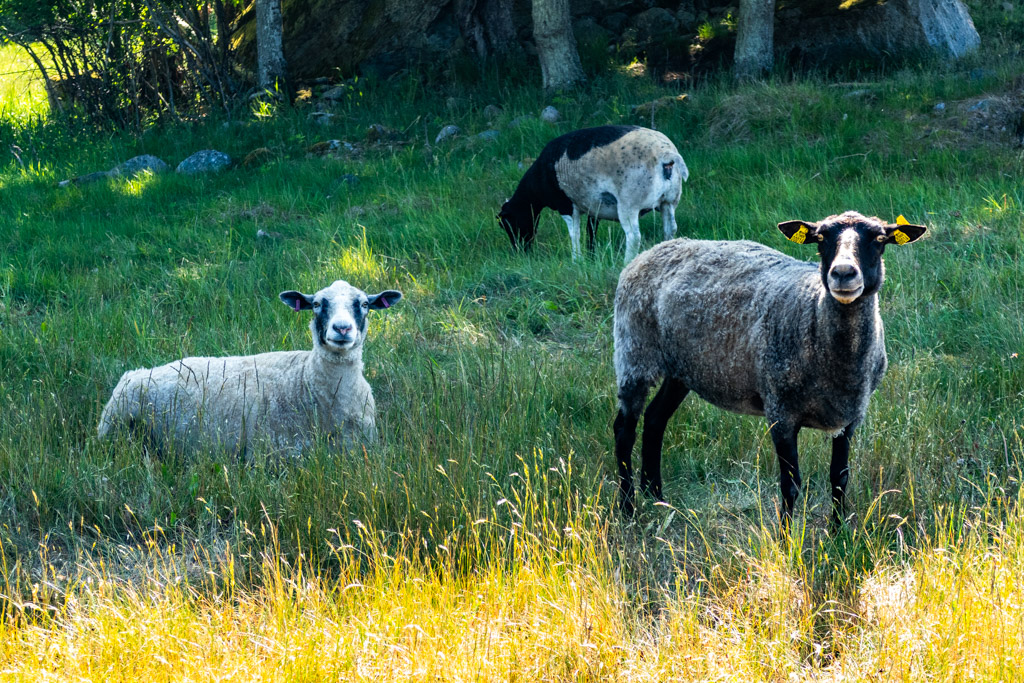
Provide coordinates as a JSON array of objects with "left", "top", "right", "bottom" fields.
[
  {"left": 561, "top": 126, "right": 638, "bottom": 161},
  {"left": 314, "top": 298, "right": 331, "bottom": 345},
  {"left": 352, "top": 297, "right": 367, "bottom": 333}
]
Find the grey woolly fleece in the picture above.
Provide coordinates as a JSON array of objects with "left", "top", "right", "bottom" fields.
[{"left": 613, "top": 237, "right": 887, "bottom": 435}]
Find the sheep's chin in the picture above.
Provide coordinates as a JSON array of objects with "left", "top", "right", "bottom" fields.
[
  {"left": 829, "top": 288, "right": 863, "bottom": 305},
  {"left": 323, "top": 338, "right": 357, "bottom": 351}
]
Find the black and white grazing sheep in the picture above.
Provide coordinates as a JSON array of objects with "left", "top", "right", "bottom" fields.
[
  {"left": 97, "top": 280, "right": 402, "bottom": 455},
  {"left": 498, "top": 125, "right": 688, "bottom": 263},
  {"left": 612, "top": 211, "right": 927, "bottom": 525}
]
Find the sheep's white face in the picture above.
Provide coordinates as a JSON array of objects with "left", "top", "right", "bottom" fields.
[
  {"left": 826, "top": 228, "right": 866, "bottom": 304},
  {"left": 279, "top": 281, "right": 403, "bottom": 356}
]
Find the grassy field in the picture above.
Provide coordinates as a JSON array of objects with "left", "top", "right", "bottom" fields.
[{"left": 1, "top": 3, "right": 1023, "bottom": 678}]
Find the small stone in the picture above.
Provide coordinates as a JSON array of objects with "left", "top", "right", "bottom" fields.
[
  {"left": 968, "top": 99, "right": 990, "bottom": 112},
  {"left": 307, "top": 140, "right": 342, "bottom": 156},
  {"left": 176, "top": 149, "right": 232, "bottom": 175},
  {"left": 366, "top": 123, "right": 402, "bottom": 142},
  {"left": 1003, "top": 2, "right": 1013, "bottom": 12},
  {"left": 476, "top": 129, "right": 500, "bottom": 142},
  {"left": 241, "top": 147, "right": 274, "bottom": 168},
  {"left": 321, "top": 86, "right": 348, "bottom": 101},
  {"left": 540, "top": 106, "right": 560, "bottom": 123},
  {"left": 309, "top": 111, "right": 335, "bottom": 125},
  {"left": 676, "top": 9, "right": 697, "bottom": 28},
  {"left": 603, "top": 12, "right": 629, "bottom": 33},
  {"left": 483, "top": 104, "right": 503, "bottom": 121},
  {"left": 631, "top": 94, "right": 688, "bottom": 117},
  {"left": 339, "top": 173, "right": 360, "bottom": 186},
  {"left": 509, "top": 114, "right": 535, "bottom": 127},
  {"left": 629, "top": 7, "right": 678, "bottom": 43},
  {"left": 110, "top": 154, "right": 169, "bottom": 178},
  {"left": 434, "top": 124, "right": 461, "bottom": 144},
  {"left": 933, "top": 102, "right": 946, "bottom": 111},
  {"left": 842, "top": 89, "right": 874, "bottom": 99},
  {"left": 256, "top": 229, "right": 283, "bottom": 240}
]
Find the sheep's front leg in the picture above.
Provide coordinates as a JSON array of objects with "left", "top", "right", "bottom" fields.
[
  {"left": 614, "top": 378, "right": 651, "bottom": 516},
  {"left": 830, "top": 426, "right": 853, "bottom": 530},
  {"left": 618, "top": 206, "right": 642, "bottom": 263},
  {"left": 561, "top": 206, "right": 582, "bottom": 261},
  {"left": 660, "top": 201, "right": 677, "bottom": 241},
  {"left": 769, "top": 422, "right": 803, "bottom": 529}
]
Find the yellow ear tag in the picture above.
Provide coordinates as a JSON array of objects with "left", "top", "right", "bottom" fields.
[
  {"left": 789, "top": 225, "right": 808, "bottom": 244},
  {"left": 892, "top": 229, "right": 910, "bottom": 245},
  {"left": 896, "top": 215, "right": 910, "bottom": 226}
]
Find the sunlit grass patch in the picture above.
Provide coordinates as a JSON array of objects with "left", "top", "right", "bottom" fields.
[{"left": 0, "top": 44, "right": 49, "bottom": 122}]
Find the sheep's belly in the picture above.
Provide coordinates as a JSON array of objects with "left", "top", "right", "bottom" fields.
[
  {"left": 574, "top": 191, "right": 659, "bottom": 221},
  {"left": 692, "top": 388, "right": 766, "bottom": 418}
]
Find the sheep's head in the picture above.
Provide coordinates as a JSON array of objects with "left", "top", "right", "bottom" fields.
[
  {"left": 497, "top": 198, "right": 538, "bottom": 251},
  {"left": 279, "top": 281, "right": 402, "bottom": 356},
  {"left": 778, "top": 211, "right": 926, "bottom": 304}
]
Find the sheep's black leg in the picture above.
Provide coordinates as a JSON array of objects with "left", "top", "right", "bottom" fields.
[
  {"left": 614, "top": 379, "right": 649, "bottom": 516},
  {"left": 830, "top": 426, "right": 854, "bottom": 530},
  {"left": 639, "top": 377, "right": 689, "bottom": 500},
  {"left": 586, "top": 215, "right": 598, "bottom": 252},
  {"left": 769, "top": 424, "right": 802, "bottom": 528}
]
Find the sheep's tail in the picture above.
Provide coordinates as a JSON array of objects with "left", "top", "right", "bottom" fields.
[{"left": 662, "top": 152, "right": 688, "bottom": 183}]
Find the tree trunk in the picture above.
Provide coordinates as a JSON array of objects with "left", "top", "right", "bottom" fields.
[
  {"left": 256, "top": 0, "right": 288, "bottom": 94},
  {"left": 532, "top": 0, "right": 584, "bottom": 91},
  {"left": 734, "top": 0, "right": 774, "bottom": 80}
]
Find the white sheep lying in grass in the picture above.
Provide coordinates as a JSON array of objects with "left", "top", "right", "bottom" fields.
[
  {"left": 498, "top": 125, "right": 688, "bottom": 263},
  {"left": 97, "top": 280, "right": 402, "bottom": 455},
  {"left": 612, "top": 211, "right": 927, "bottom": 526}
]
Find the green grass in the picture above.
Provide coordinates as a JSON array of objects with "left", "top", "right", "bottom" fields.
[{"left": 0, "top": 4, "right": 1023, "bottom": 676}]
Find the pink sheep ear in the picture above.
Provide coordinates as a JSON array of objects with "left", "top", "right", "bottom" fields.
[{"left": 279, "top": 291, "right": 314, "bottom": 312}]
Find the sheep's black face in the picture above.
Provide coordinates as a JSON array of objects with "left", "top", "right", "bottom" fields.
[
  {"left": 778, "top": 211, "right": 927, "bottom": 305},
  {"left": 279, "top": 281, "right": 403, "bottom": 356},
  {"left": 498, "top": 200, "right": 537, "bottom": 251}
]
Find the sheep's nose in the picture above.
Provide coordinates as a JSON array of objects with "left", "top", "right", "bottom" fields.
[
  {"left": 830, "top": 263, "right": 858, "bottom": 281},
  {"left": 332, "top": 323, "right": 353, "bottom": 336}
]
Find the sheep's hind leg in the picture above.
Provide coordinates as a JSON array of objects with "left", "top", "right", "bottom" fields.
[
  {"left": 586, "top": 215, "right": 599, "bottom": 252},
  {"left": 561, "top": 206, "right": 582, "bottom": 261},
  {"left": 614, "top": 378, "right": 651, "bottom": 516},
  {"left": 639, "top": 377, "right": 688, "bottom": 500},
  {"left": 768, "top": 421, "right": 803, "bottom": 530},
  {"left": 830, "top": 426, "right": 854, "bottom": 530},
  {"left": 619, "top": 206, "right": 642, "bottom": 263},
  {"left": 661, "top": 201, "right": 677, "bottom": 241}
]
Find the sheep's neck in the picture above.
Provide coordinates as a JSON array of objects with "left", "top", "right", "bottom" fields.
[
  {"left": 306, "top": 346, "right": 363, "bottom": 375},
  {"left": 818, "top": 292, "right": 883, "bottom": 373}
]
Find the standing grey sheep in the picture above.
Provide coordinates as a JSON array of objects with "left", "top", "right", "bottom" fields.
[
  {"left": 612, "top": 211, "right": 927, "bottom": 525},
  {"left": 98, "top": 280, "right": 402, "bottom": 455},
  {"left": 498, "top": 125, "right": 688, "bottom": 263}
]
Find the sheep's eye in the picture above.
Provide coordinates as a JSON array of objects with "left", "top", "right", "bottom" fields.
[
  {"left": 362, "top": 301, "right": 369, "bottom": 309},
  {"left": 313, "top": 301, "right": 321, "bottom": 309}
]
